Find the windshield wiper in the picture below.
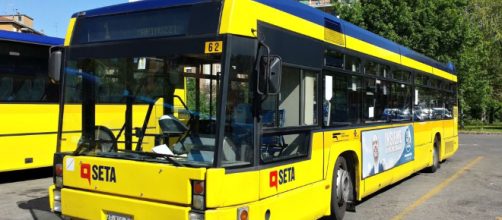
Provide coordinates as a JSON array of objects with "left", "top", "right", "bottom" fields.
[
  {"left": 146, "top": 151, "right": 185, "bottom": 167},
  {"left": 157, "top": 154, "right": 184, "bottom": 167},
  {"left": 118, "top": 150, "right": 185, "bottom": 167}
]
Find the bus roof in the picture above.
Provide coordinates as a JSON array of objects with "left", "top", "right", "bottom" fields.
[
  {"left": 71, "top": 0, "right": 211, "bottom": 18},
  {"left": 0, "top": 30, "right": 64, "bottom": 46},
  {"left": 254, "top": 0, "right": 455, "bottom": 74},
  {"left": 68, "top": 0, "right": 455, "bottom": 76}
]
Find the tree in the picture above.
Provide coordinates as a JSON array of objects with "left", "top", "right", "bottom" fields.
[
  {"left": 331, "top": 0, "right": 500, "bottom": 123},
  {"left": 468, "top": 0, "right": 502, "bottom": 123}
]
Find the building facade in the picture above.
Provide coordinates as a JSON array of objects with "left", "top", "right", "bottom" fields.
[{"left": 0, "top": 14, "right": 41, "bottom": 34}]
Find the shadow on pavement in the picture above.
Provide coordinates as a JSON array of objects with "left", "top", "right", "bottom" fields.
[
  {"left": 18, "top": 196, "right": 62, "bottom": 220},
  {"left": 0, "top": 167, "right": 52, "bottom": 184},
  {"left": 18, "top": 196, "right": 50, "bottom": 212},
  {"left": 318, "top": 172, "right": 420, "bottom": 220}
]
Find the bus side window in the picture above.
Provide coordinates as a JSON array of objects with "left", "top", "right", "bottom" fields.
[
  {"left": 13, "top": 78, "right": 33, "bottom": 101},
  {"left": 323, "top": 72, "right": 362, "bottom": 127},
  {"left": 387, "top": 82, "right": 412, "bottom": 122},
  {"left": 261, "top": 133, "right": 309, "bottom": 163},
  {"left": 31, "top": 78, "right": 46, "bottom": 101},
  {"left": 260, "top": 66, "right": 317, "bottom": 163},
  {"left": 0, "top": 77, "right": 13, "bottom": 101},
  {"left": 415, "top": 86, "right": 433, "bottom": 121}
]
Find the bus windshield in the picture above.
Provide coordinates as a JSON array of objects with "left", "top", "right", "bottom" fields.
[
  {"left": 61, "top": 52, "right": 227, "bottom": 167},
  {"left": 60, "top": 40, "right": 255, "bottom": 168}
]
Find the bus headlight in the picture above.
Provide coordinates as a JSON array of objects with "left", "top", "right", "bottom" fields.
[
  {"left": 53, "top": 200, "right": 62, "bottom": 212},
  {"left": 189, "top": 212, "right": 204, "bottom": 220},
  {"left": 53, "top": 189, "right": 62, "bottom": 213},
  {"left": 54, "top": 190, "right": 61, "bottom": 201},
  {"left": 55, "top": 176, "right": 63, "bottom": 188},
  {"left": 192, "top": 195, "right": 205, "bottom": 210}
]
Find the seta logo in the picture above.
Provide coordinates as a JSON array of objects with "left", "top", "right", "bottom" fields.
[
  {"left": 269, "top": 167, "right": 295, "bottom": 190},
  {"left": 80, "top": 163, "right": 117, "bottom": 185}
]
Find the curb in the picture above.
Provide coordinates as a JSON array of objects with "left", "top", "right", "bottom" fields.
[{"left": 459, "top": 131, "right": 502, "bottom": 135}]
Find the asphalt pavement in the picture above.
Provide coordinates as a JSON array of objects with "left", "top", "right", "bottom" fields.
[
  {"left": 0, "top": 134, "right": 500, "bottom": 220},
  {"left": 345, "top": 134, "right": 502, "bottom": 220}
]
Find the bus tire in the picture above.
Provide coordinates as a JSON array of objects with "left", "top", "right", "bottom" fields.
[
  {"left": 330, "top": 156, "right": 352, "bottom": 220},
  {"left": 426, "top": 136, "right": 440, "bottom": 173}
]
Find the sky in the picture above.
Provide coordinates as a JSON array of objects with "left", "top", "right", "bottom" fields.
[{"left": 0, "top": 0, "right": 128, "bottom": 38}]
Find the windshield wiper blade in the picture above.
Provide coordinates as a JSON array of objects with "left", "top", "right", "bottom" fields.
[
  {"left": 158, "top": 154, "right": 184, "bottom": 167},
  {"left": 118, "top": 150, "right": 185, "bottom": 167}
]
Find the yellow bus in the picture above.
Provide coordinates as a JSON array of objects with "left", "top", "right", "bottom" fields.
[
  {"left": 49, "top": 0, "right": 458, "bottom": 219},
  {"left": 0, "top": 30, "right": 63, "bottom": 172}
]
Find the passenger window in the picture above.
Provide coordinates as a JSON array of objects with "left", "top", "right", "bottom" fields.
[
  {"left": 325, "top": 50, "right": 344, "bottom": 69},
  {"left": 260, "top": 66, "right": 317, "bottom": 164},
  {"left": 365, "top": 61, "right": 379, "bottom": 75},
  {"left": 261, "top": 133, "right": 310, "bottom": 163},
  {"left": 345, "top": 55, "right": 361, "bottom": 72},
  {"left": 0, "top": 77, "right": 13, "bottom": 101},
  {"left": 415, "top": 73, "right": 429, "bottom": 86},
  {"left": 303, "top": 71, "right": 317, "bottom": 125},
  {"left": 393, "top": 70, "right": 411, "bottom": 82},
  {"left": 379, "top": 65, "right": 390, "bottom": 78},
  {"left": 363, "top": 78, "right": 389, "bottom": 123},
  {"left": 323, "top": 72, "right": 362, "bottom": 127},
  {"left": 387, "top": 82, "right": 412, "bottom": 122},
  {"left": 261, "top": 67, "right": 318, "bottom": 128},
  {"left": 415, "top": 87, "right": 444, "bottom": 120}
]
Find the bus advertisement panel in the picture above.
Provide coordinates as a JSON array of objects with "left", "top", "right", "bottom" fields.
[{"left": 362, "top": 125, "right": 414, "bottom": 178}]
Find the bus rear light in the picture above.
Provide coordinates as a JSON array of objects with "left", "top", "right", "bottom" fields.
[
  {"left": 53, "top": 153, "right": 65, "bottom": 189},
  {"left": 55, "top": 164, "right": 63, "bottom": 176},
  {"left": 193, "top": 181, "right": 205, "bottom": 195},
  {"left": 191, "top": 180, "right": 206, "bottom": 211},
  {"left": 54, "top": 163, "right": 63, "bottom": 188},
  {"left": 237, "top": 207, "right": 249, "bottom": 220}
]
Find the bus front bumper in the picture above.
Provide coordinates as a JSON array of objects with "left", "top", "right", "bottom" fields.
[
  {"left": 50, "top": 187, "right": 244, "bottom": 220},
  {"left": 54, "top": 187, "right": 195, "bottom": 220}
]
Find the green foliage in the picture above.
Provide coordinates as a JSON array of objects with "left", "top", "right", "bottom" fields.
[{"left": 331, "top": 0, "right": 502, "bottom": 123}]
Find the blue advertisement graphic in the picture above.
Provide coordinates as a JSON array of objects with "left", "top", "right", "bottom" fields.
[{"left": 362, "top": 125, "right": 414, "bottom": 178}]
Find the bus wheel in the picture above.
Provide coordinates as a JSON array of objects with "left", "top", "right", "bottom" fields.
[
  {"left": 330, "top": 156, "right": 352, "bottom": 220},
  {"left": 426, "top": 137, "right": 440, "bottom": 173}
]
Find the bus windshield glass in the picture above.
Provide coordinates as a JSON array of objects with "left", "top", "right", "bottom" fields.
[{"left": 61, "top": 52, "right": 234, "bottom": 167}]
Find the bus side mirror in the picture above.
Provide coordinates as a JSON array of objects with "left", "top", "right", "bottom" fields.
[
  {"left": 259, "top": 55, "right": 282, "bottom": 95},
  {"left": 267, "top": 56, "right": 282, "bottom": 95},
  {"left": 49, "top": 47, "right": 63, "bottom": 82}
]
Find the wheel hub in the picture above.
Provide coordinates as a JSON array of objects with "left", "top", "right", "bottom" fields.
[{"left": 336, "top": 168, "right": 350, "bottom": 204}]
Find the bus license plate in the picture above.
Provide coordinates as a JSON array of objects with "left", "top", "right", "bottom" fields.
[{"left": 106, "top": 212, "right": 132, "bottom": 220}]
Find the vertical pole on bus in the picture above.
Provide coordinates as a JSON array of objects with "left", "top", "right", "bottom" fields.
[
  {"left": 214, "top": 37, "right": 232, "bottom": 167},
  {"left": 82, "top": 61, "right": 96, "bottom": 149},
  {"left": 125, "top": 59, "right": 134, "bottom": 151}
]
